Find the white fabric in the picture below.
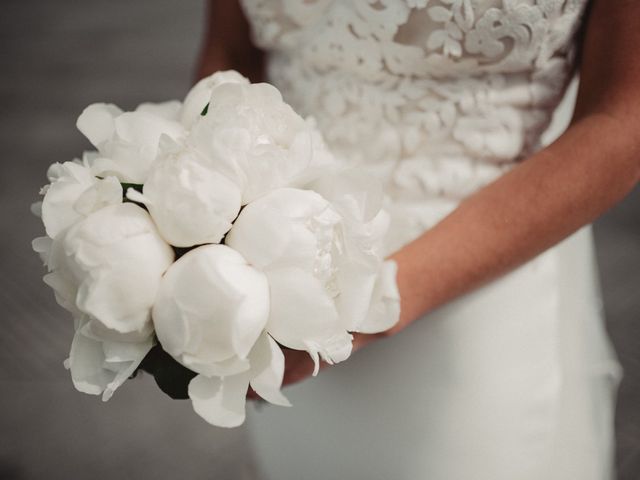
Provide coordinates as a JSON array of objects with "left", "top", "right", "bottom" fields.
[{"left": 239, "top": 1, "right": 622, "bottom": 478}]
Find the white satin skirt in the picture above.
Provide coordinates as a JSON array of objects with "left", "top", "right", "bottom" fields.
[{"left": 245, "top": 226, "right": 622, "bottom": 480}]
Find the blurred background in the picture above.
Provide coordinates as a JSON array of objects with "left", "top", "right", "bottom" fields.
[{"left": 0, "top": 1, "right": 638, "bottom": 479}]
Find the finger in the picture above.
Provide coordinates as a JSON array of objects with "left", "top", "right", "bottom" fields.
[{"left": 246, "top": 386, "right": 259, "bottom": 400}]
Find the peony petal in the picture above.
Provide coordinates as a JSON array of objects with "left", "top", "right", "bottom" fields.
[
  {"left": 188, "top": 373, "right": 251, "bottom": 428},
  {"left": 312, "top": 169, "right": 384, "bottom": 223},
  {"left": 41, "top": 161, "right": 97, "bottom": 238},
  {"left": 67, "top": 320, "right": 153, "bottom": 402},
  {"left": 225, "top": 207, "right": 298, "bottom": 269},
  {"left": 124, "top": 188, "right": 150, "bottom": 205},
  {"left": 42, "top": 232, "right": 85, "bottom": 317},
  {"left": 87, "top": 156, "right": 133, "bottom": 182},
  {"left": 76, "top": 103, "right": 123, "bottom": 146},
  {"left": 354, "top": 260, "right": 401, "bottom": 334},
  {"left": 266, "top": 267, "right": 336, "bottom": 347},
  {"left": 102, "top": 339, "right": 153, "bottom": 401},
  {"left": 207, "top": 82, "right": 251, "bottom": 111},
  {"left": 81, "top": 109, "right": 186, "bottom": 183},
  {"left": 180, "top": 70, "right": 249, "bottom": 127},
  {"left": 285, "top": 127, "right": 338, "bottom": 187},
  {"left": 249, "top": 334, "right": 291, "bottom": 407},
  {"left": 32, "top": 236, "right": 53, "bottom": 266},
  {"left": 225, "top": 188, "right": 331, "bottom": 271},
  {"left": 226, "top": 211, "right": 316, "bottom": 272},
  {"left": 44, "top": 270, "right": 80, "bottom": 317},
  {"left": 31, "top": 201, "right": 43, "bottom": 218},
  {"left": 135, "top": 100, "right": 182, "bottom": 121},
  {"left": 334, "top": 265, "right": 378, "bottom": 332},
  {"left": 153, "top": 245, "right": 270, "bottom": 371},
  {"left": 72, "top": 176, "right": 122, "bottom": 217},
  {"left": 68, "top": 329, "right": 111, "bottom": 396},
  {"left": 266, "top": 267, "right": 353, "bottom": 371},
  {"left": 113, "top": 111, "right": 184, "bottom": 147},
  {"left": 79, "top": 317, "right": 153, "bottom": 344},
  {"left": 187, "top": 125, "right": 251, "bottom": 188},
  {"left": 182, "top": 354, "right": 250, "bottom": 378},
  {"left": 102, "top": 337, "right": 154, "bottom": 363},
  {"left": 75, "top": 267, "right": 154, "bottom": 333}
]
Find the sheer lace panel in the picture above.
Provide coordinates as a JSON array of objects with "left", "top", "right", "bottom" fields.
[{"left": 239, "top": 0, "right": 589, "bottom": 242}]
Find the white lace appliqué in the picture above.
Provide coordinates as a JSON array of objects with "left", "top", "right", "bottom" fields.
[{"left": 240, "top": 0, "right": 589, "bottom": 247}]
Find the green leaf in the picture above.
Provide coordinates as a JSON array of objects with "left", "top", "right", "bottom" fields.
[
  {"left": 120, "top": 182, "right": 143, "bottom": 194},
  {"left": 200, "top": 103, "right": 209, "bottom": 116},
  {"left": 173, "top": 246, "right": 193, "bottom": 260},
  {"left": 137, "top": 344, "right": 197, "bottom": 400},
  {"left": 120, "top": 182, "right": 148, "bottom": 210}
]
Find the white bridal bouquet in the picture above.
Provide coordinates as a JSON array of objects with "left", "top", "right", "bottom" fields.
[{"left": 32, "top": 71, "right": 400, "bottom": 427}]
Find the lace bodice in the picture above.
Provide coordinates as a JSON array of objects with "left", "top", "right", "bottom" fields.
[{"left": 239, "top": 0, "right": 590, "bottom": 247}]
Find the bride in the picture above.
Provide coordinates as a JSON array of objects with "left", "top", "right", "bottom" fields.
[{"left": 197, "top": 1, "right": 637, "bottom": 479}]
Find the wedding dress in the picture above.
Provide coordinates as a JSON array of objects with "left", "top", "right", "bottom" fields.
[{"left": 238, "top": 1, "right": 622, "bottom": 478}]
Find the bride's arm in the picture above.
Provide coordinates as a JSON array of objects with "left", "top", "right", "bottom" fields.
[
  {"left": 195, "top": 1, "right": 264, "bottom": 82},
  {"left": 280, "top": 0, "right": 640, "bottom": 385},
  {"left": 386, "top": 0, "right": 640, "bottom": 335}
]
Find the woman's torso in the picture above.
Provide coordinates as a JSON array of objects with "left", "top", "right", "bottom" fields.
[
  {"left": 240, "top": 0, "right": 591, "bottom": 249},
  {"left": 238, "top": 4, "right": 622, "bottom": 479}
]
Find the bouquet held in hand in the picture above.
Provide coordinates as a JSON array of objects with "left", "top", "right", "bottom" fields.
[{"left": 32, "top": 71, "right": 400, "bottom": 427}]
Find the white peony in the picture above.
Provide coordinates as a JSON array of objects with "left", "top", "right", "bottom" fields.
[
  {"left": 44, "top": 203, "right": 174, "bottom": 335},
  {"left": 76, "top": 101, "right": 185, "bottom": 183},
  {"left": 33, "top": 69, "right": 401, "bottom": 427},
  {"left": 39, "top": 202, "right": 173, "bottom": 400},
  {"left": 39, "top": 160, "right": 122, "bottom": 239},
  {"left": 311, "top": 170, "right": 401, "bottom": 334},
  {"left": 152, "top": 244, "right": 290, "bottom": 427},
  {"left": 188, "top": 79, "right": 336, "bottom": 204},
  {"left": 226, "top": 186, "right": 399, "bottom": 373},
  {"left": 126, "top": 141, "right": 242, "bottom": 247},
  {"left": 152, "top": 244, "right": 270, "bottom": 377},
  {"left": 357, "top": 260, "right": 402, "bottom": 334}
]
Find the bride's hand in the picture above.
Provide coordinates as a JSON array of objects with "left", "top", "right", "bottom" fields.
[
  {"left": 282, "top": 333, "right": 384, "bottom": 387},
  {"left": 282, "top": 349, "right": 321, "bottom": 386},
  {"left": 246, "top": 348, "right": 321, "bottom": 400},
  {"left": 279, "top": 332, "right": 386, "bottom": 387},
  {"left": 247, "top": 333, "right": 383, "bottom": 400}
]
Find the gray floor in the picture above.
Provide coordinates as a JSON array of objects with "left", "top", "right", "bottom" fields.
[{"left": 0, "top": 1, "right": 638, "bottom": 479}]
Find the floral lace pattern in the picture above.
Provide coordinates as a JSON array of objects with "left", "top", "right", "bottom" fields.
[{"left": 239, "top": 0, "right": 589, "bottom": 246}]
